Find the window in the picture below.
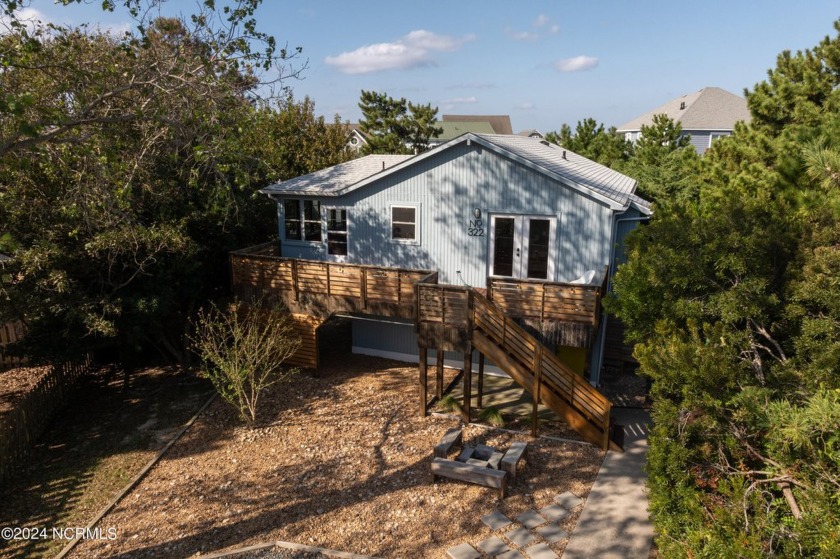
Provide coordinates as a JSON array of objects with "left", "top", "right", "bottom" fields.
[
  {"left": 391, "top": 205, "right": 418, "bottom": 242},
  {"left": 326, "top": 208, "right": 348, "bottom": 256},
  {"left": 709, "top": 132, "right": 729, "bottom": 147},
  {"left": 284, "top": 199, "right": 301, "bottom": 240},
  {"left": 284, "top": 199, "right": 321, "bottom": 242}
]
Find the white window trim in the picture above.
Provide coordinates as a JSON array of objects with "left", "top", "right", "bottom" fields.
[
  {"left": 708, "top": 132, "right": 729, "bottom": 147},
  {"left": 389, "top": 203, "right": 421, "bottom": 245},
  {"left": 487, "top": 213, "right": 557, "bottom": 281},
  {"left": 282, "top": 198, "right": 323, "bottom": 246},
  {"left": 324, "top": 206, "right": 350, "bottom": 261}
]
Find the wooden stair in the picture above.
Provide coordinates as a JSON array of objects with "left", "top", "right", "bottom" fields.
[
  {"left": 415, "top": 285, "right": 617, "bottom": 450},
  {"left": 470, "top": 292, "right": 615, "bottom": 450}
]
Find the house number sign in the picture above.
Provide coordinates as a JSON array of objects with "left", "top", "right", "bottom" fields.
[{"left": 468, "top": 218, "right": 484, "bottom": 237}]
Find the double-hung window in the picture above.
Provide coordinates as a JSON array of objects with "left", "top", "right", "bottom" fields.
[
  {"left": 284, "top": 199, "right": 321, "bottom": 242},
  {"left": 326, "top": 208, "right": 348, "bottom": 256},
  {"left": 391, "top": 205, "right": 419, "bottom": 243}
]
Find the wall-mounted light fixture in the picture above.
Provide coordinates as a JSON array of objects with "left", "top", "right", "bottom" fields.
[{"left": 473, "top": 208, "right": 481, "bottom": 219}]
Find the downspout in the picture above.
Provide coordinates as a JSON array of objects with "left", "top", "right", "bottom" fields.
[{"left": 591, "top": 212, "right": 650, "bottom": 386}]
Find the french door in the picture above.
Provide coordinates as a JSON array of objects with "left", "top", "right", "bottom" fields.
[{"left": 489, "top": 215, "right": 554, "bottom": 280}]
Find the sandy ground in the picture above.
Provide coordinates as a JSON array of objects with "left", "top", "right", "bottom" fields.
[{"left": 68, "top": 354, "right": 604, "bottom": 559}]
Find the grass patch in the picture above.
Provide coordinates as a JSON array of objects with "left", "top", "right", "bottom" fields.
[
  {"left": 437, "top": 393, "right": 462, "bottom": 414},
  {"left": 478, "top": 405, "right": 505, "bottom": 427}
]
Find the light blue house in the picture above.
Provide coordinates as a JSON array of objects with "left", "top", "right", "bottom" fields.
[{"left": 256, "top": 133, "right": 649, "bottom": 387}]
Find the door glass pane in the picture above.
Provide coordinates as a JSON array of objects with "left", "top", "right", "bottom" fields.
[
  {"left": 493, "top": 217, "right": 515, "bottom": 276},
  {"left": 526, "top": 219, "right": 550, "bottom": 279}
]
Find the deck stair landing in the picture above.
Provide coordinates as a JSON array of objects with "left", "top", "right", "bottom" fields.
[{"left": 417, "top": 286, "right": 615, "bottom": 450}]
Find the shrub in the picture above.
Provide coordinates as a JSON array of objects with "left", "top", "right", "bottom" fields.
[{"left": 191, "top": 301, "right": 300, "bottom": 424}]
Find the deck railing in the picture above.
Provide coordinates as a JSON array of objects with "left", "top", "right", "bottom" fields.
[
  {"left": 414, "top": 282, "right": 612, "bottom": 448},
  {"left": 230, "top": 242, "right": 437, "bottom": 318},
  {"left": 486, "top": 266, "right": 608, "bottom": 327}
]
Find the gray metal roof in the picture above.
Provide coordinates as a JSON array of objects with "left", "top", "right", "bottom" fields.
[
  {"left": 261, "top": 133, "right": 643, "bottom": 211},
  {"left": 476, "top": 134, "right": 638, "bottom": 209},
  {"left": 616, "top": 87, "right": 751, "bottom": 132},
  {"left": 261, "top": 155, "right": 412, "bottom": 196}
]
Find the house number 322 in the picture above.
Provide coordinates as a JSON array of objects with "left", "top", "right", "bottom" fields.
[{"left": 468, "top": 219, "right": 484, "bottom": 237}]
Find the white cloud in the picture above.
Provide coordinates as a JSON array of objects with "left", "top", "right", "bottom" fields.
[
  {"left": 442, "top": 96, "right": 479, "bottom": 111},
  {"left": 443, "top": 96, "right": 478, "bottom": 105},
  {"left": 517, "top": 102, "right": 536, "bottom": 110},
  {"left": 554, "top": 55, "right": 599, "bottom": 72},
  {"left": 533, "top": 14, "right": 550, "bottom": 28},
  {"left": 0, "top": 6, "right": 49, "bottom": 31},
  {"left": 550, "top": 24, "right": 560, "bottom": 34},
  {"left": 325, "top": 30, "right": 474, "bottom": 74},
  {"left": 103, "top": 22, "right": 132, "bottom": 36},
  {"left": 506, "top": 27, "right": 538, "bottom": 42}
]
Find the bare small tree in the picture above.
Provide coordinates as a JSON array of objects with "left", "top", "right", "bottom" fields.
[{"left": 191, "top": 301, "right": 300, "bottom": 424}]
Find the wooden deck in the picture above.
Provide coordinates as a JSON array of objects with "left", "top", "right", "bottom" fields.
[
  {"left": 486, "top": 266, "right": 608, "bottom": 327},
  {"left": 230, "top": 242, "right": 437, "bottom": 319},
  {"left": 229, "top": 243, "right": 615, "bottom": 449}
]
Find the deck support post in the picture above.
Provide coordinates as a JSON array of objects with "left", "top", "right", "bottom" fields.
[
  {"left": 531, "top": 345, "right": 543, "bottom": 438},
  {"left": 435, "top": 350, "right": 445, "bottom": 400},
  {"left": 462, "top": 346, "right": 472, "bottom": 424},
  {"left": 477, "top": 352, "right": 485, "bottom": 409},
  {"left": 419, "top": 346, "right": 428, "bottom": 417}
]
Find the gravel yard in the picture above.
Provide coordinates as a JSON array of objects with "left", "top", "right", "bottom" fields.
[{"left": 68, "top": 353, "right": 604, "bottom": 559}]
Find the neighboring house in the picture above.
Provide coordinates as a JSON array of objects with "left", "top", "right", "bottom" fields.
[
  {"left": 345, "top": 124, "right": 368, "bottom": 152},
  {"left": 348, "top": 114, "right": 521, "bottom": 151},
  {"left": 517, "top": 129, "right": 544, "bottom": 140},
  {"left": 442, "top": 114, "right": 513, "bottom": 135},
  {"left": 616, "top": 87, "right": 751, "bottom": 154},
  {"left": 428, "top": 121, "right": 496, "bottom": 146},
  {"left": 231, "top": 133, "right": 649, "bottom": 449}
]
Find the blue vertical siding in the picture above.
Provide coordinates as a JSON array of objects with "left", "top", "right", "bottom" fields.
[{"left": 281, "top": 143, "right": 616, "bottom": 287}]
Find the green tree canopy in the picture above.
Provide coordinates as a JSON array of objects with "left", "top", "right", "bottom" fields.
[
  {"left": 607, "top": 19, "right": 840, "bottom": 558},
  {"left": 357, "top": 90, "right": 442, "bottom": 154},
  {"left": 0, "top": 7, "right": 350, "bottom": 368},
  {"left": 545, "top": 118, "right": 631, "bottom": 168}
]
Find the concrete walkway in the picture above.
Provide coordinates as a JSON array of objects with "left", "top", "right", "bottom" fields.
[{"left": 562, "top": 408, "right": 654, "bottom": 559}]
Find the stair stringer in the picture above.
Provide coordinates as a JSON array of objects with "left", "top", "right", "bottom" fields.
[{"left": 470, "top": 293, "right": 613, "bottom": 450}]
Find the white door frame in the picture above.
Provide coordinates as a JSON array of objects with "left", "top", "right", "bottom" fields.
[{"left": 488, "top": 213, "right": 556, "bottom": 280}]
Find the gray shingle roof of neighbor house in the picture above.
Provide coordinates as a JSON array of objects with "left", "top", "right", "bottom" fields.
[
  {"left": 261, "top": 133, "right": 647, "bottom": 213},
  {"left": 616, "top": 87, "right": 752, "bottom": 132},
  {"left": 442, "top": 114, "right": 513, "bottom": 135}
]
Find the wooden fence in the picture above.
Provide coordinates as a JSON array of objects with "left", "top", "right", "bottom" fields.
[
  {"left": 0, "top": 320, "right": 26, "bottom": 371},
  {"left": 0, "top": 356, "right": 92, "bottom": 485}
]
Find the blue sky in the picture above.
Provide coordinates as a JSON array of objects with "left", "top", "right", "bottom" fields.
[{"left": 19, "top": 1, "right": 840, "bottom": 133}]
